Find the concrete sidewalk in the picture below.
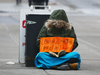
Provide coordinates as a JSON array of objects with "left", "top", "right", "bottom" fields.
[
  {"left": 0, "top": 16, "right": 100, "bottom": 75},
  {"left": 0, "top": 0, "right": 61, "bottom": 12},
  {"left": 0, "top": 0, "right": 82, "bottom": 14},
  {"left": 0, "top": 0, "right": 100, "bottom": 75}
]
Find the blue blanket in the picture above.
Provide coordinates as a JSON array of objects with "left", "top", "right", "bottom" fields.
[{"left": 35, "top": 52, "right": 81, "bottom": 69}]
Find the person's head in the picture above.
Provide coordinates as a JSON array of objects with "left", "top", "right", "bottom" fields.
[
  {"left": 45, "top": 9, "right": 71, "bottom": 30},
  {"left": 49, "top": 9, "right": 69, "bottom": 22}
]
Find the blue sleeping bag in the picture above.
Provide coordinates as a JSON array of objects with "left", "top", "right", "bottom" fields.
[{"left": 35, "top": 52, "right": 81, "bottom": 69}]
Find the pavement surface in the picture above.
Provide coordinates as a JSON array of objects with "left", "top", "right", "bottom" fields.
[{"left": 0, "top": 0, "right": 100, "bottom": 75}]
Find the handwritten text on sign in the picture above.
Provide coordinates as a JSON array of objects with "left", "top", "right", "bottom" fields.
[{"left": 40, "top": 37, "right": 74, "bottom": 52}]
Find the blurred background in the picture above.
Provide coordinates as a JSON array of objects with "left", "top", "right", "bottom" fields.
[{"left": 0, "top": 0, "right": 100, "bottom": 26}]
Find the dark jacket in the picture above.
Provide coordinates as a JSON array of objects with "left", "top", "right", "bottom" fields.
[{"left": 36, "top": 9, "right": 78, "bottom": 51}]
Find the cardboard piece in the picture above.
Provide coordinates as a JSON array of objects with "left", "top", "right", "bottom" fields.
[{"left": 40, "top": 37, "right": 74, "bottom": 52}]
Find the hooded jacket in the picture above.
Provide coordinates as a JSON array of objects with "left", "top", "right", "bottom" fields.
[{"left": 36, "top": 9, "right": 78, "bottom": 51}]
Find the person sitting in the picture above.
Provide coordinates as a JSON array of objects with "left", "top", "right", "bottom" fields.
[{"left": 35, "top": 9, "right": 81, "bottom": 70}]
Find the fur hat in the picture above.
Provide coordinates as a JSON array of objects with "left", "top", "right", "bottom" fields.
[{"left": 44, "top": 19, "right": 72, "bottom": 30}]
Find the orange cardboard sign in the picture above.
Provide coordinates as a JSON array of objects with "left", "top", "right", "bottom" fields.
[{"left": 40, "top": 37, "right": 74, "bottom": 52}]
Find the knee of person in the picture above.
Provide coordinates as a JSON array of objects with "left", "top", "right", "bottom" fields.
[{"left": 38, "top": 52, "right": 48, "bottom": 58}]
